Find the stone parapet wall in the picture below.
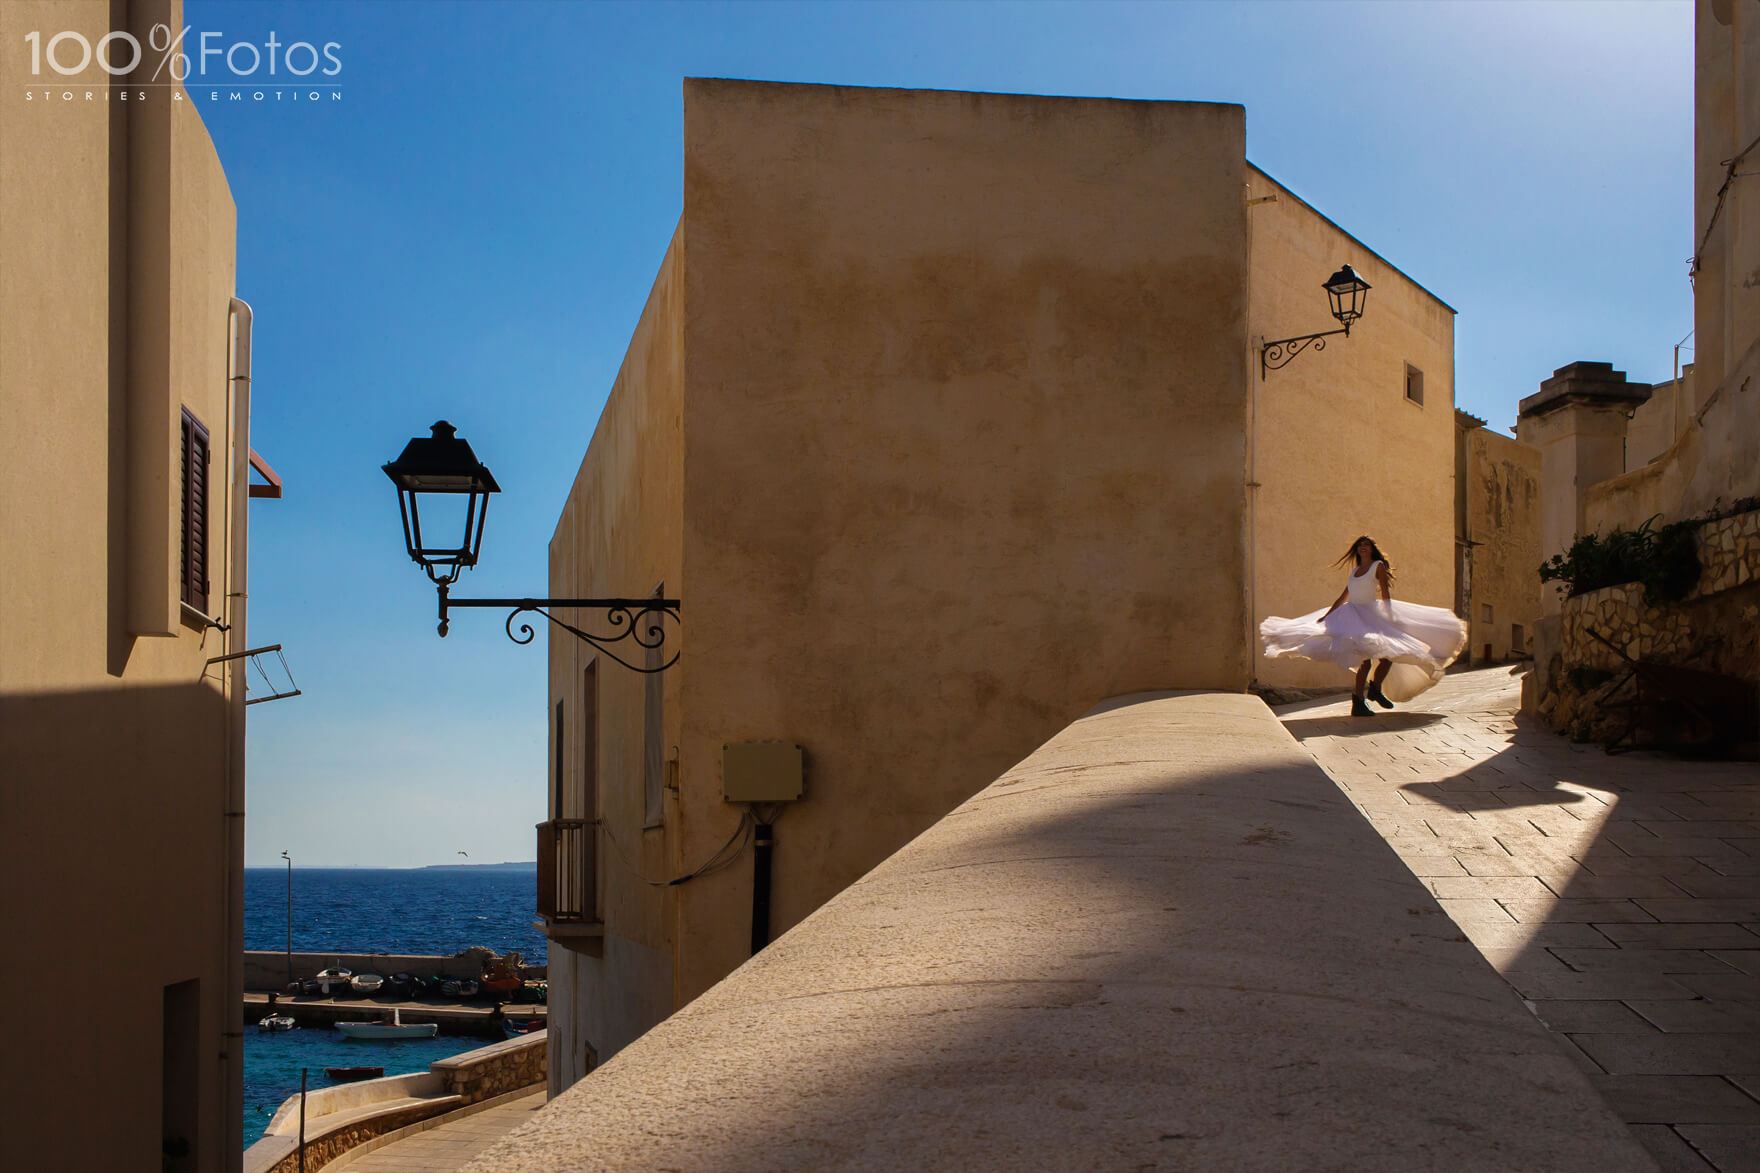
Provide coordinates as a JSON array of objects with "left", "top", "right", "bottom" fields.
[
  {"left": 241, "top": 1036, "right": 546, "bottom": 1173},
  {"left": 434, "top": 1033, "right": 547, "bottom": 1104}
]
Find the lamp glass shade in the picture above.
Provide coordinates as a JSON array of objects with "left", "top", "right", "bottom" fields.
[
  {"left": 1323, "top": 264, "right": 1372, "bottom": 327},
  {"left": 383, "top": 421, "right": 500, "bottom": 584}
]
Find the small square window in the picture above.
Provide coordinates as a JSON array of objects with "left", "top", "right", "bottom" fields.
[
  {"left": 1481, "top": 602, "right": 1494, "bottom": 623},
  {"left": 1405, "top": 363, "right": 1425, "bottom": 406}
]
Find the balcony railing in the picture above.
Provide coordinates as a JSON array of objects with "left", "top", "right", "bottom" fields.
[{"left": 536, "top": 819, "right": 596, "bottom": 924}]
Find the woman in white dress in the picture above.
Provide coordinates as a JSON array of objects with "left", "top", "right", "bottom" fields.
[{"left": 1259, "top": 536, "right": 1468, "bottom": 718}]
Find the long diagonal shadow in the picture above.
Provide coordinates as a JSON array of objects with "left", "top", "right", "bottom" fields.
[{"left": 1289, "top": 683, "right": 1760, "bottom": 1162}]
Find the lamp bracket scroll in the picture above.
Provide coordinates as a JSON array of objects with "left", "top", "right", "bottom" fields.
[
  {"left": 1261, "top": 325, "right": 1350, "bottom": 377},
  {"left": 437, "top": 587, "right": 681, "bottom": 674}
]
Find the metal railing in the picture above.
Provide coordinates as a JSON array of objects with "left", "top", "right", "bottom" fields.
[{"left": 536, "top": 819, "right": 596, "bottom": 922}]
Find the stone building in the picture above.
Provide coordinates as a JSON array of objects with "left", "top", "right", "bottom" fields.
[
  {"left": 1454, "top": 410, "right": 1542, "bottom": 664},
  {"left": 538, "top": 78, "right": 1458, "bottom": 1086},
  {"left": 0, "top": 1, "right": 271, "bottom": 1168}
]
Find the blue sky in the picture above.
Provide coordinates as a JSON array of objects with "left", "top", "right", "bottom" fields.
[{"left": 189, "top": 0, "right": 1694, "bottom": 867}]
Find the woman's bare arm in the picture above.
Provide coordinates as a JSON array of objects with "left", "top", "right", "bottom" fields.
[
  {"left": 1377, "top": 563, "right": 1392, "bottom": 609},
  {"left": 1318, "top": 587, "right": 1348, "bottom": 623}
]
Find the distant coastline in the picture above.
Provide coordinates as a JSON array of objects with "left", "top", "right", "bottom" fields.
[{"left": 243, "top": 861, "right": 538, "bottom": 871}]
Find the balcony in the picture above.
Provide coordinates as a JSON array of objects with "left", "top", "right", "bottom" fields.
[{"left": 535, "top": 819, "right": 602, "bottom": 947}]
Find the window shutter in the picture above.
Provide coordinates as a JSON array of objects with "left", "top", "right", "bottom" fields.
[{"left": 181, "top": 409, "right": 210, "bottom": 613}]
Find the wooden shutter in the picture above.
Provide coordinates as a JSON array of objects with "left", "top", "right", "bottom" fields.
[{"left": 181, "top": 409, "right": 210, "bottom": 612}]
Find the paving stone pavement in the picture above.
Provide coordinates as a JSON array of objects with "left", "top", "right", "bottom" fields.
[
  {"left": 1277, "top": 664, "right": 1760, "bottom": 1173},
  {"left": 325, "top": 1088, "right": 546, "bottom": 1173}
]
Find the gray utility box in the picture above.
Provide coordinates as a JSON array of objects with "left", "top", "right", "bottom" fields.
[{"left": 722, "top": 741, "right": 804, "bottom": 803}]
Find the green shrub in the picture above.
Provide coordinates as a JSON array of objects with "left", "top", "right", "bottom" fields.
[{"left": 1539, "top": 514, "right": 1702, "bottom": 605}]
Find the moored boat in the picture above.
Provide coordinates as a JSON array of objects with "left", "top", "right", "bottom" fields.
[
  {"left": 315, "top": 966, "right": 352, "bottom": 996},
  {"left": 351, "top": 973, "right": 384, "bottom": 994},
  {"left": 256, "top": 1015, "right": 296, "bottom": 1032},
  {"left": 324, "top": 1066, "right": 384, "bottom": 1081},
  {"left": 503, "top": 1018, "right": 543, "bottom": 1038},
  {"left": 441, "top": 978, "right": 479, "bottom": 998},
  {"left": 386, "top": 972, "right": 415, "bottom": 997},
  {"left": 334, "top": 1008, "right": 438, "bottom": 1039}
]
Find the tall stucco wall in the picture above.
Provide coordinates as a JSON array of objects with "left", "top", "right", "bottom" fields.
[
  {"left": 1463, "top": 427, "right": 1542, "bottom": 661},
  {"left": 546, "top": 226, "right": 684, "bottom": 1086},
  {"left": 1246, "top": 167, "right": 1457, "bottom": 689},
  {"left": 0, "top": 2, "right": 243, "bottom": 1170},
  {"left": 673, "top": 81, "right": 1252, "bottom": 1007}
]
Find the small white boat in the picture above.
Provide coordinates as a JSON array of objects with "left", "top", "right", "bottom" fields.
[
  {"left": 256, "top": 1015, "right": 296, "bottom": 1032},
  {"left": 334, "top": 1008, "right": 438, "bottom": 1040},
  {"left": 351, "top": 973, "right": 384, "bottom": 994},
  {"left": 315, "top": 966, "right": 352, "bottom": 996}
]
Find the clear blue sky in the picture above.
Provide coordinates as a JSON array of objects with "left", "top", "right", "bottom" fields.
[{"left": 194, "top": 0, "right": 1693, "bottom": 867}]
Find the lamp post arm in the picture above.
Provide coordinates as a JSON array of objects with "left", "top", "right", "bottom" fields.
[
  {"left": 434, "top": 585, "right": 681, "bottom": 673},
  {"left": 1260, "top": 324, "right": 1352, "bottom": 377}
]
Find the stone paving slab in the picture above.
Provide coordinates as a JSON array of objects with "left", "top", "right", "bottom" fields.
[{"left": 1278, "top": 665, "right": 1760, "bottom": 1173}]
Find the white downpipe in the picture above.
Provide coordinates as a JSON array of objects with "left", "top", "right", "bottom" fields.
[{"left": 223, "top": 296, "right": 253, "bottom": 1169}]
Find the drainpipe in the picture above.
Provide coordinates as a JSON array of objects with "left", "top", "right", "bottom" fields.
[
  {"left": 750, "top": 821, "right": 774, "bottom": 954},
  {"left": 222, "top": 296, "right": 253, "bottom": 1168}
]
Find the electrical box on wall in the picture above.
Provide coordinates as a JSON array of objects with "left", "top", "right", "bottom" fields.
[{"left": 722, "top": 741, "right": 803, "bottom": 803}]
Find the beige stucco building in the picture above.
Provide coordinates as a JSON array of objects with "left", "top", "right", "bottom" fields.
[
  {"left": 1245, "top": 166, "right": 1458, "bottom": 690},
  {"left": 0, "top": 1, "right": 265, "bottom": 1169},
  {"left": 540, "top": 79, "right": 1457, "bottom": 1086}
]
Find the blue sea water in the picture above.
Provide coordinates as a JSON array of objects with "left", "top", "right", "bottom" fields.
[
  {"left": 242, "top": 866, "right": 547, "bottom": 1144},
  {"left": 244, "top": 865, "right": 547, "bottom": 964}
]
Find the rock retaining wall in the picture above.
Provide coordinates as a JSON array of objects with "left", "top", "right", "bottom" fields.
[{"left": 1540, "top": 508, "right": 1760, "bottom": 743}]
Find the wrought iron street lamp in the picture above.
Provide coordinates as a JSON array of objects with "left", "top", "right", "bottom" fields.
[
  {"left": 385, "top": 421, "right": 680, "bottom": 672},
  {"left": 1260, "top": 264, "right": 1373, "bottom": 377}
]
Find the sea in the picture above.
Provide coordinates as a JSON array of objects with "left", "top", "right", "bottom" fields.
[{"left": 241, "top": 864, "right": 547, "bottom": 1144}]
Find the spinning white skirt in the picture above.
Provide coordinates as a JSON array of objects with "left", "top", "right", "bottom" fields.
[{"left": 1259, "top": 599, "right": 1468, "bottom": 702}]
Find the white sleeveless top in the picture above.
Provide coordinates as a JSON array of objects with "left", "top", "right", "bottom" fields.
[{"left": 1346, "top": 560, "right": 1382, "bottom": 605}]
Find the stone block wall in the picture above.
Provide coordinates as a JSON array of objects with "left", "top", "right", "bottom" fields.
[{"left": 434, "top": 1033, "right": 548, "bottom": 1104}]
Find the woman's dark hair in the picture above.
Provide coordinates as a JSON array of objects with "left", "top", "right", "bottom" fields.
[{"left": 1334, "top": 535, "right": 1395, "bottom": 582}]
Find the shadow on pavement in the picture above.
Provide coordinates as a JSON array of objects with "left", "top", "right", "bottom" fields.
[{"left": 1281, "top": 712, "right": 1446, "bottom": 736}]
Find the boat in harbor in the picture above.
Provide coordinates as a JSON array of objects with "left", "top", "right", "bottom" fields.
[
  {"left": 324, "top": 1066, "right": 384, "bottom": 1081},
  {"left": 503, "top": 1018, "right": 543, "bottom": 1038},
  {"left": 256, "top": 1015, "right": 296, "bottom": 1032},
  {"left": 334, "top": 1008, "right": 438, "bottom": 1040},
  {"left": 315, "top": 966, "right": 352, "bottom": 995},
  {"left": 350, "top": 973, "right": 384, "bottom": 994},
  {"left": 441, "top": 978, "right": 479, "bottom": 998}
]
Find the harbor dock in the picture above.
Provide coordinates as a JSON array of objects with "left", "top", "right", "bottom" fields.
[{"left": 246, "top": 992, "right": 546, "bottom": 1037}]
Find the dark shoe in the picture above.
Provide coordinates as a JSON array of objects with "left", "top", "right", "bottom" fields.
[
  {"left": 1351, "top": 696, "right": 1374, "bottom": 718},
  {"left": 1367, "top": 682, "right": 1394, "bottom": 709}
]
